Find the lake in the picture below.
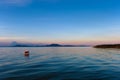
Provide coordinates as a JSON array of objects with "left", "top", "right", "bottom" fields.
[{"left": 0, "top": 47, "right": 120, "bottom": 80}]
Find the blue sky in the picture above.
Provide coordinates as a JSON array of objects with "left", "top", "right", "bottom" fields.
[{"left": 0, "top": 0, "right": 120, "bottom": 45}]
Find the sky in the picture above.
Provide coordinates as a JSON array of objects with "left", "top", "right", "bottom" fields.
[{"left": 0, "top": 0, "right": 120, "bottom": 45}]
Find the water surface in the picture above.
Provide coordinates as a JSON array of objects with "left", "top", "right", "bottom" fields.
[{"left": 0, "top": 47, "right": 120, "bottom": 80}]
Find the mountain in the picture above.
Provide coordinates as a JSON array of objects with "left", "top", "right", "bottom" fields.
[
  {"left": 12, "top": 43, "right": 90, "bottom": 47},
  {"left": 46, "top": 44, "right": 62, "bottom": 47},
  {"left": 0, "top": 41, "right": 90, "bottom": 47}
]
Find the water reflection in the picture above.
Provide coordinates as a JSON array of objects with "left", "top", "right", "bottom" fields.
[
  {"left": 0, "top": 47, "right": 120, "bottom": 80},
  {"left": 24, "top": 55, "right": 30, "bottom": 60}
]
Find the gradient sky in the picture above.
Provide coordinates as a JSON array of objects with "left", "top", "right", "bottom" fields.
[{"left": 0, "top": 0, "right": 120, "bottom": 45}]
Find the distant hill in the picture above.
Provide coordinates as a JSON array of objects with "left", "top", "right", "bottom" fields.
[
  {"left": 45, "top": 44, "right": 90, "bottom": 47},
  {"left": 46, "top": 44, "right": 62, "bottom": 47},
  {"left": 0, "top": 41, "right": 90, "bottom": 47},
  {"left": 11, "top": 43, "right": 90, "bottom": 47},
  {"left": 94, "top": 44, "right": 120, "bottom": 48},
  {"left": 12, "top": 44, "right": 61, "bottom": 47}
]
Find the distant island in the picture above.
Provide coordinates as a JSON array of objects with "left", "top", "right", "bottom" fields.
[
  {"left": 12, "top": 44, "right": 90, "bottom": 47},
  {"left": 94, "top": 44, "right": 120, "bottom": 48},
  {"left": 0, "top": 41, "right": 90, "bottom": 47}
]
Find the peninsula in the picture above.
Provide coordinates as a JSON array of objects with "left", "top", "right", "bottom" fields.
[{"left": 94, "top": 44, "right": 120, "bottom": 48}]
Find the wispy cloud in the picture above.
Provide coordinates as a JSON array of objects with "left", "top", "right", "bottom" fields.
[
  {"left": 0, "top": 0, "right": 32, "bottom": 6},
  {"left": 0, "top": 0, "right": 60, "bottom": 6}
]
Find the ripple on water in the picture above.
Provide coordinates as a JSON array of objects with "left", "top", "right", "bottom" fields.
[{"left": 1, "top": 47, "right": 120, "bottom": 80}]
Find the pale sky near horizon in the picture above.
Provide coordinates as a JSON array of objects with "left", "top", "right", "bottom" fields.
[{"left": 0, "top": 0, "right": 120, "bottom": 45}]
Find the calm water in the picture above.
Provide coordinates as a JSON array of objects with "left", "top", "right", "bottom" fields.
[{"left": 0, "top": 47, "right": 120, "bottom": 80}]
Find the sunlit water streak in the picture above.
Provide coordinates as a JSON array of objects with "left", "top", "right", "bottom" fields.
[{"left": 0, "top": 47, "right": 120, "bottom": 80}]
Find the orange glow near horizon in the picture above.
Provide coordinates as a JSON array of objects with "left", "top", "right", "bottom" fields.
[{"left": 1, "top": 36, "right": 120, "bottom": 45}]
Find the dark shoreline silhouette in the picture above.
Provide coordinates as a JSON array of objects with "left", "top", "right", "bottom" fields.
[
  {"left": 94, "top": 44, "right": 120, "bottom": 48},
  {"left": 0, "top": 43, "right": 90, "bottom": 47}
]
